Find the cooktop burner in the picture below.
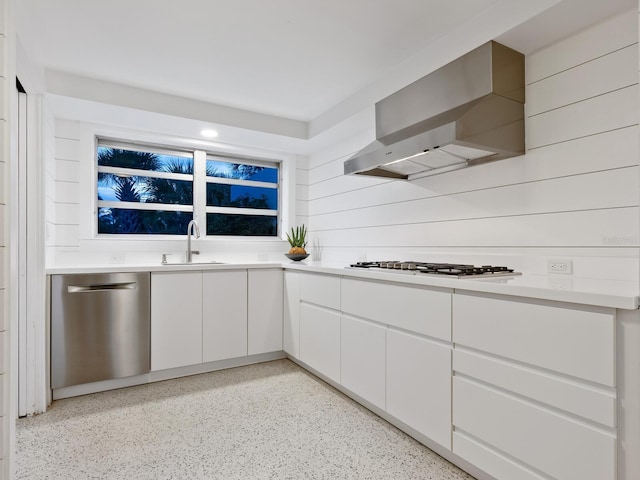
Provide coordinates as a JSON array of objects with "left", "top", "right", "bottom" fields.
[{"left": 347, "top": 261, "right": 521, "bottom": 278}]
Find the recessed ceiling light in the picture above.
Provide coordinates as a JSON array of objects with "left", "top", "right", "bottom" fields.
[{"left": 201, "top": 129, "right": 219, "bottom": 138}]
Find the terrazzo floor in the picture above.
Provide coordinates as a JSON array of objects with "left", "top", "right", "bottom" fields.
[{"left": 17, "top": 359, "right": 476, "bottom": 480}]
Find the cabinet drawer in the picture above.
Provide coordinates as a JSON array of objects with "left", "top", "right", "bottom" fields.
[
  {"left": 453, "top": 432, "right": 546, "bottom": 480},
  {"left": 453, "top": 377, "right": 615, "bottom": 480},
  {"left": 453, "top": 292, "right": 615, "bottom": 386},
  {"left": 454, "top": 349, "right": 615, "bottom": 427},
  {"left": 300, "top": 273, "right": 341, "bottom": 310},
  {"left": 342, "top": 279, "right": 451, "bottom": 341}
]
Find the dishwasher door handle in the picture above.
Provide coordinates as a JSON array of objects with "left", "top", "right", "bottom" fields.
[{"left": 67, "top": 282, "right": 138, "bottom": 293}]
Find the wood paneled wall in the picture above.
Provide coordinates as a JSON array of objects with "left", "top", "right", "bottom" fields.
[{"left": 304, "top": 10, "right": 640, "bottom": 280}]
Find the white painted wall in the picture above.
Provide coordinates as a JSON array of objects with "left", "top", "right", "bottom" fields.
[
  {"left": 44, "top": 9, "right": 640, "bottom": 281},
  {"left": 0, "top": 0, "right": 7, "bottom": 473},
  {"left": 305, "top": 10, "right": 640, "bottom": 281}
]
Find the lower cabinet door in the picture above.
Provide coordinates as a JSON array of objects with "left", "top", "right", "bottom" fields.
[
  {"left": 151, "top": 271, "right": 203, "bottom": 371},
  {"left": 248, "top": 269, "right": 283, "bottom": 355},
  {"left": 341, "top": 315, "right": 386, "bottom": 410},
  {"left": 283, "top": 271, "right": 301, "bottom": 358},
  {"left": 202, "top": 270, "right": 247, "bottom": 363},
  {"left": 386, "top": 328, "right": 452, "bottom": 449},
  {"left": 299, "top": 303, "right": 341, "bottom": 383}
]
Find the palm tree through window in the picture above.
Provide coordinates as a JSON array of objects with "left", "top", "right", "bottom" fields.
[{"left": 96, "top": 140, "right": 279, "bottom": 236}]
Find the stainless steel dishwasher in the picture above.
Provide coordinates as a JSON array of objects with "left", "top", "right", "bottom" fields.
[{"left": 51, "top": 272, "right": 151, "bottom": 389}]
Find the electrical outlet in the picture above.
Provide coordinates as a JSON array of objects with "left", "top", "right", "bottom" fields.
[
  {"left": 110, "top": 254, "right": 126, "bottom": 264},
  {"left": 547, "top": 259, "right": 572, "bottom": 275}
]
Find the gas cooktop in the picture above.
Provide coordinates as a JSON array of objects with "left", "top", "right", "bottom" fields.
[{"left": 347, "top": 261, "right": 521, "bottom": 279}]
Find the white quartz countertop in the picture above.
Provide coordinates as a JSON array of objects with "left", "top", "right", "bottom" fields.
[
  {"left": 283, "top": 262, "right": 640, "bottom": 310},
  {"left": 46, "top": 260, "right": 640, "bottom": 310}
]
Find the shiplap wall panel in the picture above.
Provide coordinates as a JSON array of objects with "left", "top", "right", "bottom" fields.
[
  {"left": 307, "top": 127, "right": 374, "bottom": 170},
  {"left": 313, "top": 207, "right": 638, "bottom": 248},
  {"left": 307, "top": 153, "right": 351, "bottom": 186},
  {"left": 306, "top": 9, "right": 639, "bottom": 275},
  {"left": 54, "top": 137, "right": 81, "bottom": 161},
  {"left": 526, "top": 10, "right": 637, "bottom": 83},
  {"left": 55, "top": 203, "right": 79, "bottom": 225},
  {"left": 295, "top": 184, "right": 308, "bottom": 202},
  {"left": 53, "top": 225, "right": 80, "bottom": 247},
  {"left": 296, "top": 166, "right": 309, "bottom": 186},
  {"left": 56, "top": 159, "right": 80, "bottom": 183},
  {"left": 527, "top": 44, "right": 637, "bottom": 116},
  {"left": 55, "top": 182, "right": 79, "bottom": 204},
  {"left": 308, "top": 174, "right": 386, "bottom": 203},
  {"left": 311, "top": 168, "right": 638, "bottom": 232},
  {"left": 296, "top": 200, "right": 308, "bottom": 217},
  {"left": 44, "top": 171, "right": 55, "bottom": 206},
  {"left": 54, "top": 119, "right": 80, "bottom": 140},
  {"left": 49, "top": 119, "right": 82, "bottom": 254},
  {"left": 309, "top": 126, "right": 637, "bottom": 216},
  {"left": 527, "top": 85, "right": 637, "bottom": 148}
]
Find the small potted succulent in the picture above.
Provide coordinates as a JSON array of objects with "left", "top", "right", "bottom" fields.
[{"left": 285, "top": 224, "right": 309, "bottom": 261}]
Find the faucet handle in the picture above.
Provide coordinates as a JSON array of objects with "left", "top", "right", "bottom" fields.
[{"left": 161, "top": 253, "right": 171, "bottom": 264}]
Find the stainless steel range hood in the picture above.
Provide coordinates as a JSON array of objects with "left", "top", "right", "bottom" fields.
[{"left": 344, "top": 41, "right": 525, "bottom": 180}]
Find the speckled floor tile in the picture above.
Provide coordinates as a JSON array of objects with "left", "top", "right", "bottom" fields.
[{"left": 17, "top": 359, "right": 476, "bottom": 480}]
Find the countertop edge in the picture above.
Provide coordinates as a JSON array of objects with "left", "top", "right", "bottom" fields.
[
  {"left": 46, "top": 262, "right": 284, "bottom": 275},
  {"left": 45, "top": 261, "right": 640, "bottom": 310},
  {"left": 282, "top": 263, "right": 640, "bottom": 310}
]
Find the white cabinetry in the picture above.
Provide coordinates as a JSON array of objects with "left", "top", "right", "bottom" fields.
[
  {"left": 283, "top": 271, "right": 300, "bottom": 358},
  {"left": 453, "top": 292, "right": 616, "bottom": 480},
  {"left": 387, "top": 329, "right": 451, "bottom": 449},
  {"left": 202, "top": 270, "right": 247, "bottom": 363},
  {"left": 340, "top": 314, "right": 386, "bottom": 409},
  {"left": 299, "top": 273, "right": 341, "bottom": 383},
  {"left": 153, "top": 269, "right": 282, "bottom": 372},
  {"left": 248, "top": 269, "right": 283, "bottom": 355},
  {"left": 300, "top": 303, "right": 341, "bottom": 382},
  {"left": 151, "top": 271, "right": 203, "bottom": 371},
  {"left": 341, "top": 278, "right": 453, "bottom": 449}
]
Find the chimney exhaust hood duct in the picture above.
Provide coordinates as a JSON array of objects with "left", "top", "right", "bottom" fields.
[{"left": 344, "top": 41, "right": 525, "bottom": 180}]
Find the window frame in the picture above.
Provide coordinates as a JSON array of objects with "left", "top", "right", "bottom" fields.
[{"left": 95, "top": 138, "right": 282, "bottom": 239}]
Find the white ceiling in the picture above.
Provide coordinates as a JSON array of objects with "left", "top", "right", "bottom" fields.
[
  {"left": 19, "top": 0, "right": 506, "bottom": 121},
  {"left": 15, "top": 0, "right": 637, "bottom": 149}
]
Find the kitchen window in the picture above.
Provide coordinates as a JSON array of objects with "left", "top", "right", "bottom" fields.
[{"left": 96, "top": 140, "right": 280, "bottom": 236}]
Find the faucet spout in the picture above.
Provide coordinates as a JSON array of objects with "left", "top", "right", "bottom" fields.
[{"left": 186, "top": 220, "right": 201, "bottom": 263}]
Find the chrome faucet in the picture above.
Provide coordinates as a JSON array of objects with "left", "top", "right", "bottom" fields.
[{"left": 186, "top": 220, "right": 200, "bottom": 263}]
